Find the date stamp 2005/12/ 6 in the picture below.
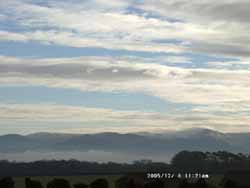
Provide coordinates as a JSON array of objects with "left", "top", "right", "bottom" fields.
[{"left": 147, "top": 172, "right": 209, "bottom": 179}]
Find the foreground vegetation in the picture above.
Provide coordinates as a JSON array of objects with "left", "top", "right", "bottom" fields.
[{"left": 1, "top": 151, "right": 250, "bottom": 188}]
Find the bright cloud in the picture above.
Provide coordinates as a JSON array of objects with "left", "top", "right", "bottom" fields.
[
  {"left": 1, "top": 103, "right": 249, "bottom": 133},
  {"left": 1, "top": 0, "right": 250, "bottom": 57},
  {"left": 1, "top": 55, "right": 250, "bottom": 106}
]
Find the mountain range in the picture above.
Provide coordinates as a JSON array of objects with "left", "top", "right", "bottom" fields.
[{"left": 1, "top": 128, "right": 250, "bottom": 155}]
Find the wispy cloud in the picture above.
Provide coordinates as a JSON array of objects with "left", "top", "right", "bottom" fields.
[
  {"left": 1, "top": 55, "right": 250, "bottom": 106},
  {"left": 0, "top": 103, "right": 249, "bottom": 133},
  {"left": 1, "top": 0, "right": 250, "bottom": 57}
]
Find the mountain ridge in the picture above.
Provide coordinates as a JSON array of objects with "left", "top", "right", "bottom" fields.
[{"left": 0, "top": 128, "right": 249, "bottom": 155}]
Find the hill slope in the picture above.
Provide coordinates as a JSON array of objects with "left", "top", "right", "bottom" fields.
[{"left": 0, "top": 128, "right": 248, "bottom": 154}]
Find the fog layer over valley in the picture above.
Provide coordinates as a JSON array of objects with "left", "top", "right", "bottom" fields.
[{"left": 0, "top": 150, "right": 174, "bottom": 163}]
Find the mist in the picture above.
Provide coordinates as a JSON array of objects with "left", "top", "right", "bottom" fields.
[{"left": 0, "top": 150, "right": 174, "bottom": 163}]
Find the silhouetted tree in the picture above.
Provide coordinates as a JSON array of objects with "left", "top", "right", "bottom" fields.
[
  {"left": 116, "top": 177, "right": 135, "bottom": 188},
  {"left": 115, "top": 176, "right": 145, "bottom": 188},
  {"left": 47, "top": 178, "right": 71, "bottom": 188},
  {"left": 178, "top": 179, "right": 191, "bottom": 188},
  {"left": 90, "top": 178, "right": 109, "bottom": 188},
  {"left": 26, "top": 178, "right": 43, "bottom": 188},
  {"left": 223, "top": 179, "right": 237, "bottom": 188},
  {"left": 144, "top": 180, "right": 164, "bottom": 188},
  {"left": 126, "top": 179, "right": 143, "bottom": 188},
  {"left": 125, "top": 179, "right": 137, "bottom": 188},
  {"left": 73, "top": 183, "right": 88, "bottom": 188},
  {"left": 195, "top": 179, "right": 207, "bottom": 188},
  {"left": 172, "top": 151, "right": 207, "bottom": 171},
  {"left": 0, "top": 177, "right": 14, "bottom": 188}
]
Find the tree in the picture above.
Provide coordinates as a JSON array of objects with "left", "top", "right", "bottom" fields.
[
  {"left": 25, "top": 178, "right": 43, "bottom": 188},
  {"left": 73, "top": 183, "right": 88, "bottom": 188},
  {"left": 115, "top": 177, "right": 136, "bottom": 188},
  {"left": 223, "top": 179, "right": 237, "bottom": 188},
  {"left": 172, "top": 151, "right": 207, "bottom": 171},
  {"left": 178, "top": 179, "right": 191, "bottom": 188},
  {"left": 145, "top": 180, "right": 164, "bottom": 188},
  {"left": 47, "top": 178, "right": 71, "bottom": 188},
  {"left": 116, "top": 177, "right": 145, "bottom": 188},
  {"left": 0, "top": 177, "right": 15, "bottom": 188},
  {"left": 90, "top": 178, "right": 109, "bottom": 188},
  {"left": 195, "top": 179, "right": 207, "bottom": 188}
]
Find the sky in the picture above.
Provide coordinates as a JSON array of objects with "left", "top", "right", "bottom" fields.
[{"left": 0, "top": 0, "right": 250, "bottom": 134}]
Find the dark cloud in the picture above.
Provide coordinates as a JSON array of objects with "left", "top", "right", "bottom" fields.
[
  {"left": 190, "top": 41, "right": 250, "bottom": 58},
  {"left": 0, "top": 63, "right": 155, "bottom": 81}
]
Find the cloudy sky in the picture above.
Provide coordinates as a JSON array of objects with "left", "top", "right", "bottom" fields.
[{"left": 0, "top": 0, "right": 250, "bottom": 134}]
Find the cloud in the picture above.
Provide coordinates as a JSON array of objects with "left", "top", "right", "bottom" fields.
[
  {"left": 140, "top": 0, "right": 250, "bottom": 24},
  {"left": 0, "top": 54, "right": 249, "bottom": 133},
  {"left": 0, "top": 0, "right": 186, "bottom": 53},
  {"left": 0, "top": 31, "right": 28, "bottom": 42},
  {"left": 0, "top": 55, "right": 189, "bottom": 81},
  {"left": 1, "top": 0, "right": 250, "bottom": 57},
  {"left": 138, "top": 0, "right": 250, "bottom": 57},
  {"left": 0, "top": 30, "right": 185, "bottom": 53},
  {"left": 0, "top": 103, "right": 249, "bottom": 133},
  {"left": 207, "top": 59, "right": 250, "bottom": 69},
  {"left": 1, "top": 55, "right": 250, "bottom": 107},
  {"left": 191, "top": 41, "right": 250, "bottom": 58}
]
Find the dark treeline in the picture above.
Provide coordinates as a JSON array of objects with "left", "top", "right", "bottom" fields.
[
  {"left": 0, "top": 176, "right": 219, "bottom": 188},
  {"left": 0, "top": 177, "right": 110, "bottom": 188},
  {"left": 0, "top": 160, "right": 170, "bottom": 176},
  {"left": 1, "top": 151, "right": 250, "bottom": 176},
  {"left": 171, "top": 150, "right": 250, "bottom": 173}
]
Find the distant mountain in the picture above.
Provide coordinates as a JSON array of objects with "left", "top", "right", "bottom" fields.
[
  {"left": 137, "top": 128, "right": 225, "bottom": 138},
  {"left": 0, "top": 128, "right": 249, "bottom": 154},
  {"left": 27, "top": 132, "right": 80, "bottom": 144},
  {"left": 0, "top": 134, "right": 37, "bottom": 152}
]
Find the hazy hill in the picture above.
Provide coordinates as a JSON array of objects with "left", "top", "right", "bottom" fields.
[{"left": 0, "top": 128, "right": 249, "bottom": 155}]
